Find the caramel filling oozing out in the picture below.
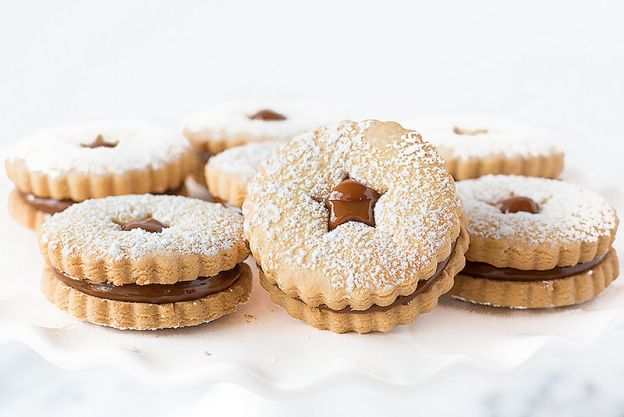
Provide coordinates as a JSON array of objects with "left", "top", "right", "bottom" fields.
[{"left": 325, "top": 178, "right": 380, "bottom": 231}]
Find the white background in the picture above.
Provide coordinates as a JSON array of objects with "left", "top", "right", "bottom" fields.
[{"left": 1, "top": 1, "right": 624, "bottom": 416}]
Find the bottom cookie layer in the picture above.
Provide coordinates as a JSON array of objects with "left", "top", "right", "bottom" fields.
[
  {"left": 450, "top": 248, "right": 619, "bottom": 309},
  {"left": 8, "top": 189, "right": 49, "bottom": 231},
  {"left": 41, "top": 263, "right": 252, "bottom": 330},
  {"left": 260, "top": 226, "right": 469, "bottom": 333}
]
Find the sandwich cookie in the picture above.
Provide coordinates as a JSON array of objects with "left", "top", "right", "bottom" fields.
[
  {"left": 6, "top": 122, "right": 198, "bottom": 231},
  {"left": 244, "top": 120, "right": 468, "bottom": 333},
  {"left": 451, "top": 175, "right": 619, "bottom": 308},
  {"left": 205, "top": 141, "right": 280, "bottom": 207},
  {"left": 183, "top": 102, "right": 335, "bottom": 157},
  {"left": 39, "top": 194, "right": 251, "bottom": 330},
  {"left": 408, "top": 116, "right": 564, "bottom": 180}
]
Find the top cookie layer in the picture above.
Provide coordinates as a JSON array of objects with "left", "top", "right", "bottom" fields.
[
  {"left": 183, "top": 102, "right": 336, "bottom": 153},
  {"left": 6, "top": 122, "right": 197, "bottom": 200},
  {"left": 408, "top": 116, "right": 562, "bottom": 159},
  {"left": 243, "top": 120, "right": 463, "bottom": 310},
  {"left": 40, "top": 194, "right": 249, "bottom": 285},
  {"left": 7, "top": 122, "right": 192, "bottom": 177},
  {"left": 458, "top": 175, "right": 618, "bottom": 269}
]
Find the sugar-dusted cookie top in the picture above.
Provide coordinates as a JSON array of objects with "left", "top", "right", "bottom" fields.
[
  {"left": 183, "top": 102, "right": 337, "bottom": 153},
  {"left": 40, "top": 194, "right": 249, "bottom": 285},
  {"left": 457, "top": 175, "right": 618, "bottom": 268},
  {"left": 243, "top": 120, "right": 463, "bottom": 310},
  {"left": 7, "top": 122, "right": 192, "bottom": 177},
  {"left": 410, "top": 116, "right": 562, "bottom": 159},
  {"left": 6, "top": 122, "right": 197, "bottom": 200}
]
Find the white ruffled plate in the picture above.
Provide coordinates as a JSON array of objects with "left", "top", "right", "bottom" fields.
[{"left": 0, "top": 159, "right": 622, "bottom": 394}]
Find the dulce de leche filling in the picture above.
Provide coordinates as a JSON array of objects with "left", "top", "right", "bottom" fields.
[
  {"left": 287, "top": 239, "right": 457, "bottom": 314},
  {"left": 325, "top": 178, "right": 380, "bottom": 231},
  {"left": 18, "top": 185, "right": 185, "bottom": 215},
  {"left": 462, "top": 252, "right": 609, "bottom": 282},
  {"left": 53, "top": 264, "right": 243, "bottom": 304}
]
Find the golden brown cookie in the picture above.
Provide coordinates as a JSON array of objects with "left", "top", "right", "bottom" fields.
[
  {"left": 5, "top": 122, "right": 198, "bottom": 230},
  {"left": 39, "top": 194, "right": 251, "bottom": 330},
  {"left": 405, "top": 116, "right": 564, "bottom": 180},
  {"left": 205, "top": 142, "right": 280, "bottom": 207},
  {"left": 451, "top": 175, "right": 619, "bottom": 308},
  {"left": 243, "top": 120, "right": 467, "bottom": 333}
]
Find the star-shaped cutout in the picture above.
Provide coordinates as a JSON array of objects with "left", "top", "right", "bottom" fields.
[
  {"left": 325, "top": 178, "right": 380, "bottom": 231},
  {"left": 122, "top": 217, "right": 167, "bottom": 233},
  {"left": 81, "top": 134, "right": 118, "bottom": 149},
  {"left": 497, "top": 196, "right": 540, "bottom": 214},
  {"left": 248, "top": 109, "right": 287, "bottom": 121}
]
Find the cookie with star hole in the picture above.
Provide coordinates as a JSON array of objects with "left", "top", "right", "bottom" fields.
[
  {"left": 450, "top": 175, "right": 619, "bottom": 309},
  {"left": 5, "top": 122, "right": 199, "bottom": 231},
  {"left": 243, "top": 120, "right": 469, "bottom": 333},
  {"left": 405, "top": 116, "right": 564, "bottom": 180},
  {"left": 39, "top": 194, "right": 251, "bottom": 330},
  {"left": 182, "top": 102, "right": 337, "bottom": 157}
]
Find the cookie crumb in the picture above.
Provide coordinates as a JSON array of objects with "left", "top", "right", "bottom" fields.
[
  {"left": 203, "top": 350, "right": 211, "bottom": 356},
  {"left": 244, "top": 314, "right": 255, "bottom": 324}
]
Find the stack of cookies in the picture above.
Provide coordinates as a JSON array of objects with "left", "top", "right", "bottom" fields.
[
  {"left": 450, "top": 175, "right": 618, "bottom": 308},
  {"left": 39, "top": 195, "right": 251, "bottom": 330},
  {"left": 4, "top": 107, "right": 619, "bottom": 333},
  {"left": 244, "top": 120, "right": 469, "bottom": 333}
]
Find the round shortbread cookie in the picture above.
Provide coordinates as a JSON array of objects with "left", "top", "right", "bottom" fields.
[
  {"left": 205, "top": 142, "right": 280, "bottom": 207},
  {"left": 244, "top": 120, "right": 465, "bottom": 322},
  {"left": 5, "top": 121, "right": 199, "bottom": 201},
  {"left": 39, "top": 194, "right": 249, "bottom": 285},
  {"left": 457, "top": 175, "right": 618, "bottom": 269},
  {"left": 405, "top": 116, "right": 564, "bottom": 180},
  {"left": 183, "top": 102, "right": 336, "bottom": 153},
  {"left": 451, "top": 175, "right": 619, "bottom": 308}
]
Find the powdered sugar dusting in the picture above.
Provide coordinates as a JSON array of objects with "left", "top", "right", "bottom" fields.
[
  {"left": 405, "top": 115, "right": 562, "bottom": 159},
  {"left": 208, "top": 142, "right": 280, "bottom": 181},
  {"left": 457, "top": 175, "right": 618, "bottom": 244},
  {"left": 244, "top": 120, "right": 462, "bottom": 296},
  {"left": 184, "top": 101, "right": 339, "bottom": 144},
  {"left": 40, "top": 194, "right": 245, "bottom": 260},
  {"left": 7, "top": 122, "right": 191, "bottom": 177}
]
